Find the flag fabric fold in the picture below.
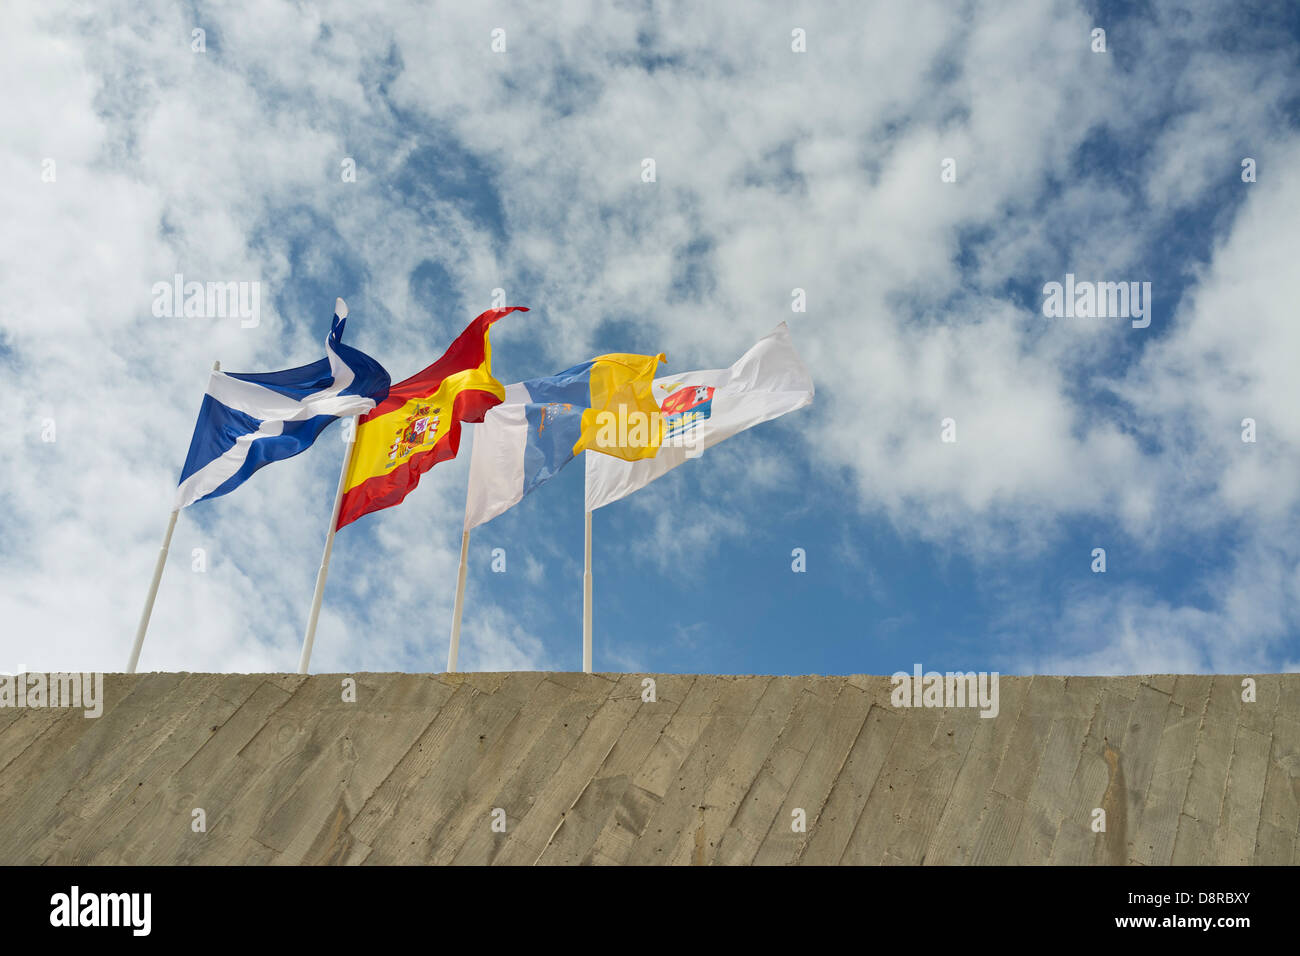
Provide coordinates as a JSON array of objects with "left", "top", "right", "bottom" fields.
[
  {"left": 175, "top": 300, "right": 390, "bottom": 509},
  {"left": 573, "top": 351, "right": 667, "bottom": 461},
  {"left": 463, "top": 351, "right": 666, "bottom": 531},
  {"left": 584, "top": 323, "right": 813, "bottom": 511},
  {"left": 336, "top": 306, "right": 527, "bottom": 529}
]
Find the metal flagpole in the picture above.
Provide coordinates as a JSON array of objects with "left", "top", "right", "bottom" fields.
[
  {"left": 447, "top": 530, "right": 470, "bottom": 672},
  {"left": 298, "top": 414, "right": 359, "bottom": 674},
  {"left": 583, "top": 510, "right": 593, "bottom": 673},
  {"left": 127, "top": 359, "right": 220, "bottom": 674},
  {"left": 127, "top": 507, "right": 179, "bottom": 673}
]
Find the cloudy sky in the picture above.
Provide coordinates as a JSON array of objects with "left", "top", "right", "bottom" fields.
[{"left": 3, "top": 0, "right": 1298, "bottom": 677}]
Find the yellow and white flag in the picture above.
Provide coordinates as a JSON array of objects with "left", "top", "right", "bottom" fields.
[{"left": 583, "top": 323, "right": 813, "bottom": 511}]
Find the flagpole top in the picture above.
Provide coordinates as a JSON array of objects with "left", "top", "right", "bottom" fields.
[{"left": 335, "top": 298, "right": 348, "bottom": 319}]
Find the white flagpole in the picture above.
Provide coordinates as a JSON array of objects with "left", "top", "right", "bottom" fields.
[
  {"left": 298, "top": 415, "right": 359, "bottom": 674},
  {"left": 583, "top": 510, "right": 593, "bottom": 673},
  {"left": 127, "top": 507, "right": 179, "bottom": 674},
  {"left": 447, "top": 530, "right": 470, "bottom": 672},
  {"left": 127, "top": 359, "right": 220, "bottom": 674}
]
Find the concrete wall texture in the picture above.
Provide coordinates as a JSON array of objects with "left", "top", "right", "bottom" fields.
[{"left": 0, "top": 672, "right": 1296, "bottom": 865}]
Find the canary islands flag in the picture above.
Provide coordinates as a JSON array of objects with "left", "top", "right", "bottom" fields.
[
  {"left": 336, "top": 306, "right": 527, "bottom": 529},
  {"left": 463, "top": 351, "right": 666, "bottom": 530},
  {"left": 573, "top": 351, "right": 667, "bottom": 462},
  {"left": 175, "top": 299, "right": 390, "bottom": 509}
]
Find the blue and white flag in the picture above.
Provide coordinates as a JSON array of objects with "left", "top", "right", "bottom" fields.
[
  {"left": 174, "top": 299, "right": 391, "bottom": 509},
  {"left": 462, "top": 369, "right": 588, "bottom": 531}
]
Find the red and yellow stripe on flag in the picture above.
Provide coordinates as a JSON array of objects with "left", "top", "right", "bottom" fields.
[{"left": 336, "top": 306, "right": 526, "bottom": 529}]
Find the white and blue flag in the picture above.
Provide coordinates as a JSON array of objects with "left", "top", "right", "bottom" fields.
[
  {"left": 175, "top": 299, "right": 390, "bottom": 509},
  {"left": 462, "top": 367, "right": 592, "bottom": 531}
]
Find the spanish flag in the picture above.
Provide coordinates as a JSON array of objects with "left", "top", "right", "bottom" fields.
[{"left": 336, "top": 306, "right": 526, "bottom": 529}]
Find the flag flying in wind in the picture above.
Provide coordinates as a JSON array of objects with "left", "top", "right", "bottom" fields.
[
  {"left": 175, "top": 299, "right": 390, "bottom": 509},
  {"left": 463, "top": 351, "right": 666, "bottom": 530},
  {"left": 572, "top": 351, "right": 668, "bottom": 461},
  {"left": 584, "top": 323, "right": 813, "bottom": 511},
  {"left": 335, "top": 306, "right": 527, "bottom": 529}
]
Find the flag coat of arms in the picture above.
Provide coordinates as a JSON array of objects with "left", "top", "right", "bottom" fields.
[
  {"left": 584, "top": 323, "right": 813, "bottom": 511},
  {"left": 335, "top": 306, "right": 527, "bottom": 529},
  {"left": 174, "top": 300, "right": 390, "bottom": 509},
  {"left": 463, "top": 351, "right": 666, "bottom": 531}
]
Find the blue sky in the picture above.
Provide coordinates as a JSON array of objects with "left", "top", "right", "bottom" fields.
[{"left": 3, "top": 0, "right": 1299, "bottom": 676}]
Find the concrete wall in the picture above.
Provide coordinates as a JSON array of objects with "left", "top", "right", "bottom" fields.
[{"left": 0, "top": 673, "right": 1295, "bottom": 865}]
